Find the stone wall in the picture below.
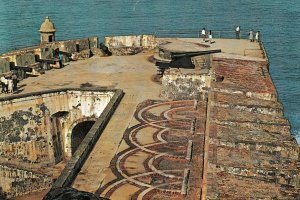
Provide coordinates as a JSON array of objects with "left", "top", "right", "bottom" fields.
[
  {"left": 0, "top": 36, "right": 99, "bottom": 72},
  {"left": 50, "top": 37, "right": 98, "bottom": 54},
  {"left": 105, "top": 35, "right": 156, "bottom": 48},
  {"left": 204, "top": 56, "right": 300, "bottom": 199},
  {"left": 14, "top": 52, "right": 36, "bottom": 66},
  {"left": 105, "top": 35, "right": 156, "bottom": 55},
  {"left": 161, "top": 69, "right": 211, "bottom": 100},
  {"left": 51, "top": 90, "right": 124, "bottom": 190},
  {"left": 0, "top": 164, "right": 52, "bottom": 199},
  {"left": 40, "top": 47, "right": 55, "bottom": 60},
  {"left": 0, "top": 58, "right": 10, "bottom": 75},
  {"left": 0, "top": 88, "right": 114, "bottom": 169}
]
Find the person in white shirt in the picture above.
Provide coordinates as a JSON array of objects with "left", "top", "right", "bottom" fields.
[
  {"left": 255, "top": 31, "right": 260, "bottom": 42},
  {"left": 249, "top": 30, "right": 254, "bottom": 42},
  {"left": 1, "top": 76, "right": 8, "bottom": 93},
  {"left": 7, "top": 79, "right": 13, "bottom": 94},
  {"left": 235, "top": 26, "right": 240, "bottom": 39},
  {"left": 201, "top": 28, "right": 206, "bottom": 42},
  {"left": 209, "top": 30, "right": 213, "bottom": 44}
]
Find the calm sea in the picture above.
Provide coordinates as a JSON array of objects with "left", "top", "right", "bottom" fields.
[{"left": 0, "top": 0, "right": 299, "bottom": 142}]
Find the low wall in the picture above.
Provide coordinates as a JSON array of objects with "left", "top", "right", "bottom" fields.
[
  {"left": 51, "top": 89, "right": 124, "bottom": 189},
  {"left": 50, "top": 37, "right": 98, "bottom": 54},
  {"left": 0, "top": 58, "right": 10, "bottom": 74},
  {"left": 0, "top": 37, "right": 98, "bottom": 75},
  {"left": 105, "top": 35, "right": 157, "bottom": 55},
  {"left": 105, "top": 34, "right": 156, "bottom": 48}
]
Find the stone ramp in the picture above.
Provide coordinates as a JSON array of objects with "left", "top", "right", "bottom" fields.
[{"left": 72, "top": 93, "right": 139, "bottom": 193}]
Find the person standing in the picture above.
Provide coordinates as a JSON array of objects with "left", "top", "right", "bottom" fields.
[
  {"left": 58, "top": 52, "right": 63, "bottom": 68},
  {"left": 12, "top": 73, "right": 18, "bottom": 92},
  {"left": 209, "top": 30, "right": 213, "bottom": 44},
  {"left": 7, "top": 79, "right": 13, "bottom": 94},
  {"left": 0, "top": 75, "right": 6, "bottom": 93},
  {"left": 235, "top": 26, "right": 240, "bottom": 39},
  {"left": 1, "top": 76, "right": 8, "bottom": 93},
  {"left": 255, "top": 31, "right": 260, "bottom": 42},
  {"left": 249, "top": 30, "right": 254, "bottom": 42},
  {"left": 201, "top": 28, "right": 206, "bottom": 42}
]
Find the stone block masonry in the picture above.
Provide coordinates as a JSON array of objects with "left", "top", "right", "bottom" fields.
[
  {"left": 14, "top": 52, "right": 36, "bottom": 66},
  {"left": 50, "top": 37, "right": 98, "bottom": 54},
  {"left": 51, "top": 89, "right": 123, "bottom": 189},
  {"left": 0, "top": 58, "right": 10, "bottom": 74},
  {"left": 202, "top": 56, "right": 300, "bottom": 199},
  {"left": 0, "top": 88, "right": 114, "bottom": 169},
  {"left": 0, "top": 164, "right": 52, "bottom": 199},
  {"left": 0, "top": 36, "right": 99, "bottom": 75},
  {"left": 161, "top": 69, "right": 211, "bottom": 100},
  {"left": 0, "top": 88, "right": 116, "bottom": 197},
  {"left": 105, "top": 35, "right": 157, "bottom": 55},
  {"left": 0, "top": 35, "right": 297, "bottom": 199},
  {"left": 105, "top": 35, "right": 156, "bottom": 48}
]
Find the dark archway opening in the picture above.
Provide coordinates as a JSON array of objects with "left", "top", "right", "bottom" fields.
[{"left": 71, "top": 121, "right": 95, "bottom": 155}]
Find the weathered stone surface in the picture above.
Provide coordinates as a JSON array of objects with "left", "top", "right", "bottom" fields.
[
  {"left": 161, "top": 68, "right": 210, "bottom": 100},
  {"left": 51, "top": 90, "right": 123, "bottom": 193},
  {"left": 105, "top": 35, "right": 156, "bottom": 55},
  {"left": 0, "top": 89, "right": 114, "bottom": 166},
  {"left": 105, "top": 35, "right": 156, "bottom": 48},
  {"left": 108, "top": 46, "right": 143, "bottom": 56},
  {"left": 71, "top": 49, "right": 91, "bottom": 60},
  {"left": 0, "top": 164, "right": 51, "bottom": 199},
  {"left": 14, "top": 52, "right": 36, "bottom": 66},
  {"left": 91, "top": 47, "right": 106, "bottom": 57},
  {"left": 49, "top": 37, "right": 97, "bottom": 54},
  {"left": 0, "top": 37, "right": 298, "bottom": 200},
  {"left": 0, "top": 89, "right": 115, "bottom": 198},
  {"left": 0, "top": 37, "right": 98, "bottom": 74},
  {"left": 40, "top": 47, "right": 55, "bottom": 60},
  {"left": 204, "top": 56, "right": 300, "bottom": 199},
  {"left": 0, "top": 58, "right": 10, "bottom": 75},
  {"left": 88, "top": 37, "right": 99, "bottom": 49}
]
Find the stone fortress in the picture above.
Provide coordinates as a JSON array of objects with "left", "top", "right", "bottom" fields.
[{"left": 0, "top": 17, "right": 299, "bottom": 199}]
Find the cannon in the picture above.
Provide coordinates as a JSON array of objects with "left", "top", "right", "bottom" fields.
[
  {"left": 154, "top": 39, "right": 221, "bottom": 75},
  {"left": 155, "top": 49, "right": 221, "bottom": 75}
]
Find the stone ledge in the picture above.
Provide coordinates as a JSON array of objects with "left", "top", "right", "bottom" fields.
[{"left": 0, "top": 87, "right": 117, "bottom": 103}]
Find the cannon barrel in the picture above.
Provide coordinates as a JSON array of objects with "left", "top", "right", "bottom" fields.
[
  {"left": 171, "top": 49, "right": 221, "bottom": 59},
  {"left": 39, "top": 59, "right": 58, "bottom": 64},
  {"left": 11, "top": 66, "right": 33, "bottom": 72}
]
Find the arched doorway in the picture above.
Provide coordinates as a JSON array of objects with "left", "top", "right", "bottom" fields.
[{"left": 71, "top": 121, "right": 95, "bottom": 155}]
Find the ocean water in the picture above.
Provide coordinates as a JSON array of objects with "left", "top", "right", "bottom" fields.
[{"left": 0, "top": 0, "right": 299, "bottom": 142}]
